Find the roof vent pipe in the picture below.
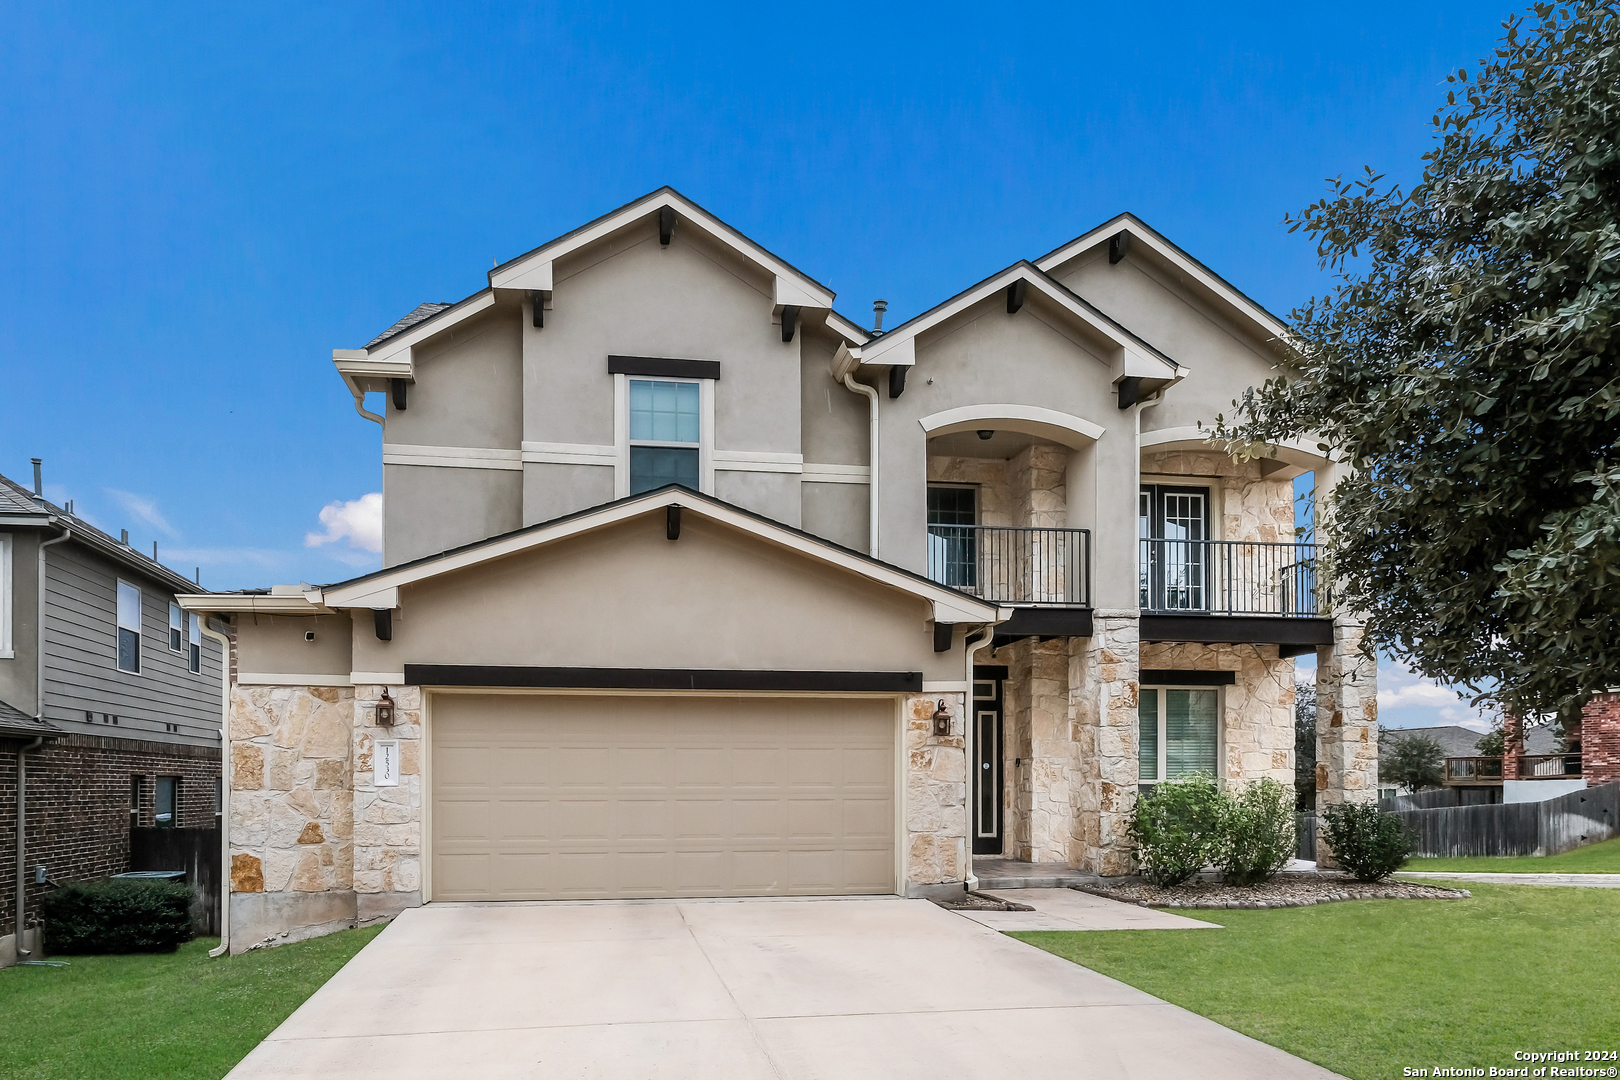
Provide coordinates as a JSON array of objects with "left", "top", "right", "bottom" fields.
[
  {"left": 31, "top": 458, "right": 43, "bottom": 503},
  {"left": 871, "top": 300, "right": 888, "bottom": 336}
]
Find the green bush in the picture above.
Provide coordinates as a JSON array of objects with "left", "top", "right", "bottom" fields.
[
  {"left": 42, "top": 878, "right": 196, "bottom": 954},
  {"left": 1320, "top": 802, "right": 1415, "bottom": 881},
  {"left": 1216, "top": 777, "right": 1296, "bottom": 886},
  {"left": 1128, "top": 774, "right": 1225, "bottom": 886}
]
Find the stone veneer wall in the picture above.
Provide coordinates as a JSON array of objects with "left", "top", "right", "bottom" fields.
[
  {"left": 227, "top": 684, "right": 355, "bottom": 951},
  {"left": 904, "top": 693, "right": 969, "bottom": 897},
  {"left": 1315, "top": 620, "right": 1379, "bottom": 867},
  {"left": 1138, "top": 641, "right": 1295, "bottom": 788},
  {"left": 352, "top": 684, "right": 424, "bottom": 922},
  {"left": 1069, "top": 613, "right": 1141, "bottom": 876}
]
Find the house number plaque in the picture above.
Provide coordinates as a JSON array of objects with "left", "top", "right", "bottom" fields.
[{"left": 375, "top": 740, "right": 400, "bottom": 787}]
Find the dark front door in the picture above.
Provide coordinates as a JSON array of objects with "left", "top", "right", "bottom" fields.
[
  {"left": 972, "top": 676, "right": 1004, "bottom": 855},
  {"left": 1140, "top": 485, "right": 1211, "bottom": 611}
]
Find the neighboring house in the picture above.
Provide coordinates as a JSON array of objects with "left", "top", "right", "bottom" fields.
[
  {"left": 0, "top": 468, "right": 224, "bottom": 966},
  {"left": 1382, "top": 721, "right": 1571, "bottom": 803},
  {"left": 181, "top": 188, "right": 1377, "bottom": 952}
]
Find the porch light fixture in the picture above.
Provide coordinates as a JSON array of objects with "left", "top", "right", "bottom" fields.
[
  {"left": 375, "top": 690, "right": 395, "bottom": 727},
  {"left": 932, "top": 699, "right": 952, "bottom": 737},
  {"left": 977, "top": 429, "right": 994, "bottom": 440}
]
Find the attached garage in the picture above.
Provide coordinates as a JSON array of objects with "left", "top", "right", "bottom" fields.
[{"left": 429, "top": 693, "right": 897, "bottom": 901}]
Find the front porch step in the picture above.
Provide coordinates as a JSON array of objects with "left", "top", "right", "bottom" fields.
[{"left": 973, "top": 857, "right": 1098, "bottom": 890}]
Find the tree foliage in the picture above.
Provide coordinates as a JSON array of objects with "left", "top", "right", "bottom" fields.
[
  {"left": 1381, "top": 730, "right": 1447, "bottom": 791},
  {"left": 1215, "top": 2, "right": 1620, "bottom": 717},
  {"left": 1295, "top": 679, "right": 1319, "bottom": 810}
]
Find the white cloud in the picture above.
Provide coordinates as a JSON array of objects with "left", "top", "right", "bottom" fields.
[
  {"left": 104, "top": 488, "right": 180, "bottom": 538},
  {"left": 1376, "top": 657, "right": 1491, "bottom": 730},
  {"left": 305, "top": 493, "right": 383, "bottom": 554}
]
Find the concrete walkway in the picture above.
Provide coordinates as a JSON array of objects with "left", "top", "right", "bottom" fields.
[
  {"left": 226, "top": 897, "right": 1341, "bottom": 1080},
  {"left": 953, "top": 888, "right": 1223, "bottom": 932},
  {"left": 1398, "top": 871, "right": 1620, "bottom": 888}
]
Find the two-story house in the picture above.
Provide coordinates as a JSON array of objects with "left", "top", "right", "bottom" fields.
[
  {"left": 182, "top": 189, "right": 1378, "bottom": 952},
  {"left": 0, "top": 467, "right": 225, "bottom": 966}
]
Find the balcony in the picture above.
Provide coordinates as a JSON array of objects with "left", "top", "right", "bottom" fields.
[
  {"left": 925, "top": 525, "right": 1091, "bottom": 606},
  {"left": 1139, "top": 538, "right": 1321, "bottom": 617},
  {"left": 1444, "top": 756, "right": 1505, "bottom": 785},
  {"left": 1519, "top": 754, "right": 1582, "bottom": 780}
]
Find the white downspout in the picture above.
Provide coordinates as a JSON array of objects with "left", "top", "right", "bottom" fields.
[
  {"left": 199, "top": 618, "right": 232, "bottom": 958},
  {"left": 841, "top": 373, "right": 880, "bottom": 557},
  {"left": 962, "top": 624, "right": 999, "bottom": 893},
  {"left": 350, "top": 391, "right": 384, "bottom": 426},
  {"left": 20, "top": 523, "right": 71, "bottom": 957}
]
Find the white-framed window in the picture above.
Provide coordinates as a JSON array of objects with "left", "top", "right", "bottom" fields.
[
  {"left": 169, "top": 602, "right": 184, "bottom": 652},
  {"left": 188, "top": 612, "right": 201, "bottom": 674},
  {"left": 1138, "top": 685, "right": 1220, "bottom": 782},
  {"left": 614, "top": 373, "right": 714, "bottom": 498},
  {"left": 116, "top": 579, "right": 142, "bottom": 674},
  {"left": 0, "top": 533, "right": 12, "bottom": 659}
]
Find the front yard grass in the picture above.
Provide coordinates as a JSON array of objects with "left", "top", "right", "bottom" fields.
[
  {"left": 0, "top": 926, "right": 383, "bottom": 1080},
  {"left": 1013, "top": 883, "right": 1620, "bottom": 1080},
  {"left": 1401, "top": 833, "right": 1620, "bottom": 874}
]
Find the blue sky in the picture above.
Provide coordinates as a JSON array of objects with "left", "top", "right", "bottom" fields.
[{"left": 0, "top": 1, "right": 1510, "bottom": 727}]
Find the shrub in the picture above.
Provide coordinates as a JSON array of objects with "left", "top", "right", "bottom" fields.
[
  {"left": 1215, "top": 777, "right": 1296, "bottom": 886},
  {"left": 1320, "top": 802, "right": 1414, "bottom": 881},
  {"left": 1128, "top": 774, "right": 1224, "bottom": 886},
  {"left": 43, "top": 878, "right": 195, "bottom": 954}
]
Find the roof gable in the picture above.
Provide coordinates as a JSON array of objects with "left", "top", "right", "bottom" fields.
[
  {"left": 279, "top": 487, "right": 1003, "bottom": 625},
  {"left": 1035, "top": 213, "right": 1292, "bottom": 350}
]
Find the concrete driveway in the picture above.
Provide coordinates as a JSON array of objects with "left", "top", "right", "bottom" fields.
[{"left": 226, "top": 897, "right": 1341, "bottom": 1080}]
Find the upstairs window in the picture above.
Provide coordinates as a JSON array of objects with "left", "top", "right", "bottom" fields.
[
  {"left": 926, "top": 485, "right": 978, "bottom": 589},
  {"left": 628, "top": 378, "right": 700, "bottom": 495},
  {"left": 188, "top": 613, "right": 202, "bottom": 674},
  {"left": 116, "top": 580, "right": 142, "bottom": 674},
  {"left": 169, "top": 603, "right": 184, "bottom": 652}
]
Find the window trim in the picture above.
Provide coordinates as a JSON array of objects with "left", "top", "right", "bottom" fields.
[
  {"left": 613, "top": 372, "right": 714, "bottom": 498},
  {"left": 115, "top": 578, "right": 143, "bottom": 675},
  {"left": 1138, "top": 683, "right": 1223, "bottom": 783},
  {"left": 0, "top": 533, "right": 12, "bottom": 659}
]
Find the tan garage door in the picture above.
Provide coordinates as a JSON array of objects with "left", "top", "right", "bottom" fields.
[{"left": 430, "top": 694, "right": 896, "bottom": 901}]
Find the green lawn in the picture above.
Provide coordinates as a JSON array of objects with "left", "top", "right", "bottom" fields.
[
  {"left": 0, "top": 926, "right": 383, "bottom": 1080},
  {"left": 1014, "top": 883, "right": 1620, "bottom": 1080},
  {"left": 1400, "top": 834, "right": 1620, "bottom": 874}
]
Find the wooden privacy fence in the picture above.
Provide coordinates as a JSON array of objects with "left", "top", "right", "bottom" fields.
[
  {"left": 1382, "top": 788, "right": 1500, "bottom": 811},
  {"left": 129, "top": 826, "right": 220, "bottom": 935},
  {"left": 1391, "top": 782, "right": 1618, "bottom": 858},
  {"left": 1295, "top": 813, "right": 1317, "bottom": 861}
]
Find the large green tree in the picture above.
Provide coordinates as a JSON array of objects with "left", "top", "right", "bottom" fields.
[{"left": 1219, "top": 2, "right": 1620, "bottom": 716}]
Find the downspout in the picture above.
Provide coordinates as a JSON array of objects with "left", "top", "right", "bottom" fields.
[
  {"left": 198, "top": 618, "right": 232, "bottom": 958},
  {"left": 962, "top": 624, "right": 999, "bottom": 893},
  {"left": 19, "top": 523, "right": 71, "bottom": 957},
  {"left": 350, "top": 391, "right": 384, "bottom": 426},
  {"left": 841, "top": 373, "right": 880, "bottom": 557}
]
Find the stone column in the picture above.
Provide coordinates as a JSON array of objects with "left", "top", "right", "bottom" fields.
[
  {"left": 903, "top": 693, "right": 967, "bottom": 897},
  {"left": 352, "top": 684, "right": 424, "bottom": 923},
  {"left": 1315, "top": 618, "right": 1378, "bottom": 867},
  {"left": 1025, "top": 639, "right": 1072, "bottom": 862},
  {"left": 1070, "top": 612, "right": 1140, "bottom": 876},
  {"left": 1580, "top": 692, "right": 1620, "bottom": 787}
]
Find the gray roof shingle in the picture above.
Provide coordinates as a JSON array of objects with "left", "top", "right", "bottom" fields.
[
  {"left": 364, "top": 302, "right": 455, "bottom": 349},
  {"left": 0, "top": 698, "right": 58, "bottom": 737}
]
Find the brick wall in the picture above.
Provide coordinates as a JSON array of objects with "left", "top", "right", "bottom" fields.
[
  {"left": 1582, "top": 693, "right": 1620, "bottom": 788},
  {"left": 0, "top": 733, "right": 221, "bottom": 939}
]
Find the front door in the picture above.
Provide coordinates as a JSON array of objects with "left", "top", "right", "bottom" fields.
[{"left": 972, "top": 676, "right": 1004, "bottom": 855}]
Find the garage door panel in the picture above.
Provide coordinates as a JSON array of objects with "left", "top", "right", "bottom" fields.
[{"left": 432, "top": 695, "right": 896, "bottom": 900}]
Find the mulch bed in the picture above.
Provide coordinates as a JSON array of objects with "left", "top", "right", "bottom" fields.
[
  {"left": 1074, "top": 871, "right": 1470, "bottom": 909},
  {"left": 934, "top": 891, "right": 1036, "bottom": 911}
]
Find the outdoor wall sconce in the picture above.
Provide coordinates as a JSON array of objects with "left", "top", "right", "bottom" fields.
[
  {"left": 376, "top": 690, "right": 395, "bottom": 727},
  {"left": 932, "top": 699, "right": 952, "bottom": 737}
]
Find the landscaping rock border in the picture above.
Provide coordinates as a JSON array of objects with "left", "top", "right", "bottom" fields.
[{"left": 1072, "top": 871, "right": 1469, "bottom": 909}]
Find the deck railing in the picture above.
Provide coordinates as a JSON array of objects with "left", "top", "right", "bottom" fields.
[
  {"left": 1519, "top": 754, "right": 1582, "bottom": 780},
  {"left": 1445, "top": 756, "right": 1504, "bottom": 784},
  {"left": 1139, "top": 538, "right": 1322, "bottom": 617},
  {"left": 925, "top": 525, "right": 1091, "bottom": 606}
]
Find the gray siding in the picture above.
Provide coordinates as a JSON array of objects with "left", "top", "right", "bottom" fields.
[{"left": 42, "top": 541, "right": 222, "bottom": 747}]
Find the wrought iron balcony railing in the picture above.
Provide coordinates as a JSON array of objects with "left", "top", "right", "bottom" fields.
[
  {"left": 926, "top": 525, "right": 1091, "bottom": 606},
  {"left": 1140, "top": 538, "right": 1322, "bottom": 617}
]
